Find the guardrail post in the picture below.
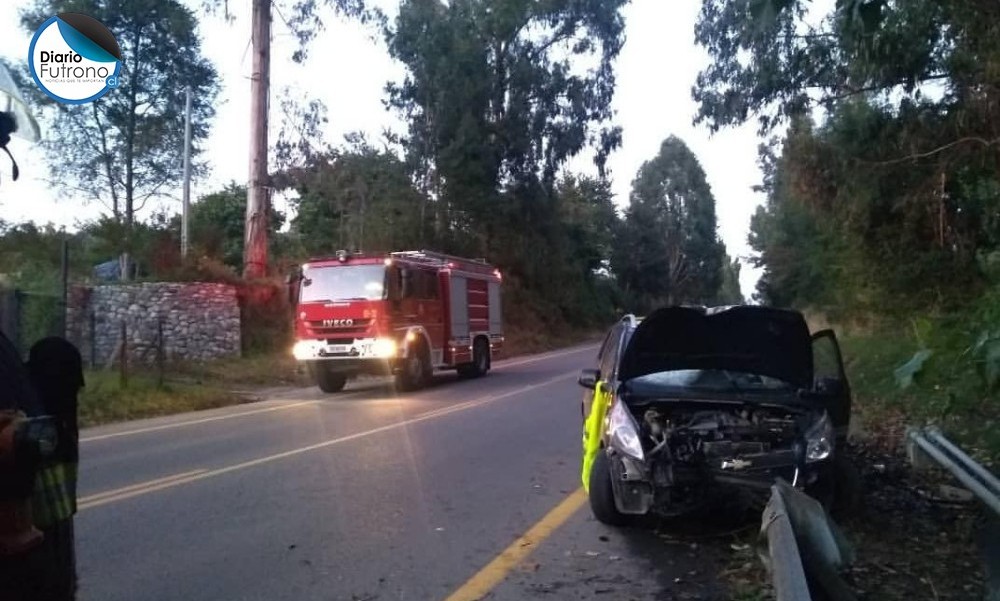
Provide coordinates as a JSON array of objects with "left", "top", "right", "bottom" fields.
[{"left": 762, "top": 484, "right": 812, "bottom": 601}]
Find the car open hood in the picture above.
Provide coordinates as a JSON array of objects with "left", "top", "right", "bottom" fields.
[{"left": 617, "top": 306, "right": 814, "bottom": 389}]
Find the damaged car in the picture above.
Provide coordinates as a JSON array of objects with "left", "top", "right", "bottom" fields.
[{"left": 579, "top": 306, "right": 853, "bottom": 525}]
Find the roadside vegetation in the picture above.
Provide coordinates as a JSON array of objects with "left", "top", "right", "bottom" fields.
[
  {"left": 839, "top": 299, "right": 1000, "bottom": 465},
  {"left": 690, "top": 0, "right": 1000, "bottom": 458},
  {"left": 79, "top": 370, "right": 245, "bottom": 428}
]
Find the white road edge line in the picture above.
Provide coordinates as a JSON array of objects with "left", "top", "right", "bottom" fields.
[
  {"left": 79, "top": 344, "right": 596, "bottom": 443},
  {"left": 493, "top": 344, "right": 597, "bottom": 370},
  {"left": 80, "top": 400, "right": 321, "bottom": 443},
  {"left": 78, "top": 370, "right": 576, "bottom": 511}
]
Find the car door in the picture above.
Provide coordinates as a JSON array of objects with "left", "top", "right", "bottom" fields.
[
  {"left": 582, "top": 328, "right": 613, "bottom": 418},
  {"left": 583, "top": 325, "right": 624, "bottom": 419},
  {"left": 811, "top": 329, "right": 852, "bottom": 440},
  {"left": 581, "top": 324, "right": 624, "bottom": 490}
]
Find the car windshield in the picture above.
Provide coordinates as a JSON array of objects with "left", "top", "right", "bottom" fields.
[
  {"left": 299, "top": 264, "right": 386, "bottom": 303},
  {"left": 626, "top": 369, "right": 795, "bottom": 394}
]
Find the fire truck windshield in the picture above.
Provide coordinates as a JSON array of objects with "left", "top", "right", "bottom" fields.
[{"left": 300, "top": 264, "right": 386, "bottom": 303}]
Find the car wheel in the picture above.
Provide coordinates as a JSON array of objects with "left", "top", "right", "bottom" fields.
[
  {"left": 314, "top": 367, "right": 347, "bottom": 393},
  {"left": 589, "top": 451, "right": 628, "bottom": 526}
]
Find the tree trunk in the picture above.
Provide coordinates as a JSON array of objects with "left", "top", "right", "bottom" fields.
[{"left": 121, "top": 23, "right": 141, "bottom": 281}]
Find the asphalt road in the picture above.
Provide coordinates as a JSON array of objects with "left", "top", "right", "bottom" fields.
[{"left": 75, "top": 345, "right": 731, "bottom": 601}]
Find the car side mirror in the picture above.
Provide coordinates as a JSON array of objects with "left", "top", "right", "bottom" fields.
[{"left": 578, "top": 369, "right": 600, "bottom": 390}]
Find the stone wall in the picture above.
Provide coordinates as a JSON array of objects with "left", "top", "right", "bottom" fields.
[{"left": 67, "top": 282, "right": 241, "bottom": 366}]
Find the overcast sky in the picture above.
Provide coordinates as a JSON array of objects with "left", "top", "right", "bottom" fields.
[{"left": 0, "top": 0, "right": 767, "bottom": 296}]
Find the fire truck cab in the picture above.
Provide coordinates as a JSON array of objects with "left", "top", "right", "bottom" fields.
[{"left": 291, "top": 250, "right": 504, "bottom": 393}]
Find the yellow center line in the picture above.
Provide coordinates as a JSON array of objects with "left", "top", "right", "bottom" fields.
[
  {"left": 78, "top": 469, "right": 210, "bottom": 510},
  {"left": 77, "top": 371, "right": 576, "bottom": 512},
  {"left": 80, "top": 400, "right": 321, "bottom": 443},
  {"left": 443, "top": 488, "right": 588, "bottom": 601}
]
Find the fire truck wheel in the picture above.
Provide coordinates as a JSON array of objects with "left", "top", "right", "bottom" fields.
[
  {"left": 458, "top": 338, "right": 490, "bottom": 379},
  {"left": 472, "top": 338, "right": 490, "bottom": 376},
  {"left": 395, "top": 342, "right": 429, "bottom": 391},
  {"left": 315, "top": 367, "right": 347, "bottom": 393}
]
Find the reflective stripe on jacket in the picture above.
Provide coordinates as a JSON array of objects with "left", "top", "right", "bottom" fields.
[{"left": 31, "top": 462, "right": 77, "bottom": 528}]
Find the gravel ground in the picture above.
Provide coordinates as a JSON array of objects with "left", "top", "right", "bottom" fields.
[
  {"left": 717, "top": 440, "right": 991, "bottom": 601},
  {"left": 837, "top": 441, "right": 988, "bottom": 600}
]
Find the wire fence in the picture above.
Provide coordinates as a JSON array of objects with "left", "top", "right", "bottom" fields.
[{"left": 0, "top": 288, "right": 65, "bottom": 358}]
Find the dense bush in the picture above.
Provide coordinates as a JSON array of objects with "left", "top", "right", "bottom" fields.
[{"left": 237, "top": 280, "right": 292, "bottom": 356}]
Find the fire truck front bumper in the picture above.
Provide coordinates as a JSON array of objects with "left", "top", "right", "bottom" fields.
[{"left": 292, "top": 337, "right": 399, "bottom": 362}]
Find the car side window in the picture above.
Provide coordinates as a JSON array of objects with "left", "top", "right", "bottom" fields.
[
  {"left": 599, "top": 325, "right": 622, "bottom": 382},
  {"left": 812, "top": 330, "right": 846, "bottom": 384},
  {"left": 596, "top": 330, "right": 614, "bottom": 363}
]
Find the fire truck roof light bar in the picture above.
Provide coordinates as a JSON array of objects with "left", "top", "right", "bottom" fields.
[
  {"left": 303, "top": 250, "right": 496, "bottom": 270},
  {"left": 390, "top": 250, "right": 490, "bottom": 266}
]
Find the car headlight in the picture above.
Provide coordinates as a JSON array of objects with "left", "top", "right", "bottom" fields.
[
  {"left": 292, "top": 340, "right": 315, "bottom": 360},
  {"left": 372, "top": 337, "right": 397, "bottom": 358},
  {"left": 804, "top": 411, "right": 834, "bottom": 463},
  {"left": 608, "top": 401, "right": 644, "bottom": 461}
]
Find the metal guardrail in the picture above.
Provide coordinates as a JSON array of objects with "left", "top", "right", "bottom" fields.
[
  {"left": 761, "top": 483, "right": 811, "bottom": 600},
  {"left": 760, "top": 480, "right": 856, "bottom": 601},
  {"left": 907, "top": 426, "right": 1000, "bottom": 601},
  {"left": 907, "top": 426, "right": 1000, "bottom": 516}
]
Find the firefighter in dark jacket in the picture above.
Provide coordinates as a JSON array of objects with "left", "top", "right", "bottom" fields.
[
  {"left": 25, "top": 337, "right": 84, "bottom": 601},
  {"left": 0, "top": 330, "right": 47, "bottom": 601}
]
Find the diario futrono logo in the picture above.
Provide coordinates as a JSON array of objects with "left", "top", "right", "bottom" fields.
[{"left": 28, "top": 13, "right": 122, "bottom": 104}]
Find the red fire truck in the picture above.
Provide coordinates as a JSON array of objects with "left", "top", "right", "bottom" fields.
[{"left": 290, "top": 250, "right": 504, "bottom": 392}]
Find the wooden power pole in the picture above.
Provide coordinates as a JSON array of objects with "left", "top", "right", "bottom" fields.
[
  {"left": 181, "top": 86, "right": 192, "bottom": 259},
  {"left": 244, "top": 0, "right": 271, "bottom": 279}
]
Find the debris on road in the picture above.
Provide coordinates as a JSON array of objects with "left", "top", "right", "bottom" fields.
[{"left": 935, "top": 484, "right": 975, "bottom": 504}]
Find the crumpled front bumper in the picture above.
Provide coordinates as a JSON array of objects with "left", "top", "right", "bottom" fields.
[{"left": 607, "top": 448, "right": 829, "bottom": 515}]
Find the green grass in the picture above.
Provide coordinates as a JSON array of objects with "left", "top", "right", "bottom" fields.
[
  {"left": 839, "top": 314, "right": 1000, "bottom": 465},
  {"left": 502, "top": 325, "right": 604, "bottom": 357},
  {"left": 80, "top": 370, "right": 248, "bottom": 427},
  {"left": 167, "top": 352, "right": 309, "bottom": 389}
]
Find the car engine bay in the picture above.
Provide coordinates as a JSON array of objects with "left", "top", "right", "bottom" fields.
[{"left": 611, "top": 401, "right": 822, "bottom": 516}]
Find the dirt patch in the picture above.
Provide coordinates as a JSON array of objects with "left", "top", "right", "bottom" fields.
[
  {"left": 839, "top": 442, "right": 986, "bottom": 600},
  {"left": 719, "top": 441, "right": 989, "bottom": 600}
]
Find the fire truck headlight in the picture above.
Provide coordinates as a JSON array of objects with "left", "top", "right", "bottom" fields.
[
  {"left": 373, "top": 338, "right": 397, "bottom": 358},
  {"left": 292, "top": 340, "right": 315, "bottom": 360}
]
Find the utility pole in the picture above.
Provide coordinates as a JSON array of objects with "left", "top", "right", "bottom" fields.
[
  {"left": 181, "top": 86, "right": 192, "bottom": 258},
  {"left": 243, "top": 0, "right": 271, "bottom": 279}
]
